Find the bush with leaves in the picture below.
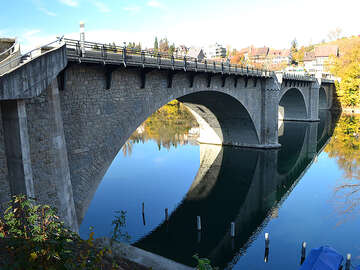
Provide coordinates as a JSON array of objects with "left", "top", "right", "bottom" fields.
[{"left": 0, "top": 195, "right": 114, "bottom": 270}]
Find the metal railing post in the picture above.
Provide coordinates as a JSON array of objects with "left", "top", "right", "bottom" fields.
[
  {"left": 142, "top": 51, "right": 145, "bottom": 67},
  {"left": 123, "top": 46, "right": 127, "bottom": 66}
]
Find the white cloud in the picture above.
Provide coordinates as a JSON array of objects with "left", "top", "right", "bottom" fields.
[
  {"left": 93, "top": 1, "right": 110, "bottom": 13},
  {"left": 38, "top": 7, "right": 57, "bottom": 16},
  {"left": 123, "top": 6, "right": 141, "bottom": 13},
  {"left": 147, "top": 0, "right": 162, "bottom": 8},
  {"left": 59, "top": 0, "right": 78, "bottom": 7},
  {"left": 24, "top": 29, "right": 41, "bottom": 38}
]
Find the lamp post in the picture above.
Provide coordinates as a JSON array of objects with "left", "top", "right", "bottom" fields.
[{"left": 80, "top": 21, "right": 85, "bottom": 56}]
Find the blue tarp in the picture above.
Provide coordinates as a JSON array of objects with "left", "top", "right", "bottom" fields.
[{"left": 299, "top": 246, "right": 343, "bottom": 270}]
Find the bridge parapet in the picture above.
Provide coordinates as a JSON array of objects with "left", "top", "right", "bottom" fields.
[{"left": 0, "top": 41, "right": 66, "bottom": 100}]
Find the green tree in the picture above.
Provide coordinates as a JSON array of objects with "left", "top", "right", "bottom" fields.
[
  {"left": 169, "top": 43, "right": 175, "bottom": 55},
  {"left": 290, "top": 38, "right": 298, "bottom": 65},
  {"left": 154, "top": 36, "right": 159, "bottom": 53}
]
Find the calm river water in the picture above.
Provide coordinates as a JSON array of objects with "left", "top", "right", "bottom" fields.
[{"left": 79, "top": 103, "right": 360, "bottom": 269}]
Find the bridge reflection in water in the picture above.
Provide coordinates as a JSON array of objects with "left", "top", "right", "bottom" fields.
[{"left": 133, "top": 110, "right": 335, "bottom": 268}]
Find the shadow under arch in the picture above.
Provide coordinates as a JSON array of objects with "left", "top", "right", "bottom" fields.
[
  {"left": 319, "top": 87, "right": 328, "bottom": 110},
  {"left": 278, "top": 88, "right": 308, "bottom": 121},
  {"left": 178, "top": 91, "right": 260, "bottom": 146}
]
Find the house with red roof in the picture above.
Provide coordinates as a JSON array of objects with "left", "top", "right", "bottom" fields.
[{"left": 303, "top": 45, "right": 339, "bottom": 74}]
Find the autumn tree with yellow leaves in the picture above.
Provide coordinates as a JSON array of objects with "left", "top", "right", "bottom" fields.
[{"left": 329, "top": 38, "right": 360, "bottom": 108}]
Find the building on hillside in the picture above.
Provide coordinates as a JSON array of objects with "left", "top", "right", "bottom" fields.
[
  {"left": 267, "top": 49, "right": 291, "bottom": 65},
  {"left": 204, "top": 43, "right": 226, "bottom": 59},
  {"left": 174, "top": 45, "right": 188, "bottom": 58},
  {"left": 238, "top": 46, "right": 252, "bottom": 61},
  {"left": 303, "top": 45, "right": 339, "bottom": 74},
  {"left": 187, "top": 47, "right": 205, "bottom": 61},
  {"left": 248, "top": 47, "right": 269, "bottom": 63}
]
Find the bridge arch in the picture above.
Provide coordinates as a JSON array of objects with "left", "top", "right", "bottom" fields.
[
  {"left": 278, "top": 87, "right": 308, "bottom": 121},
  {"left": 57, "top": 66, "right": 263, "bottom": 222}
]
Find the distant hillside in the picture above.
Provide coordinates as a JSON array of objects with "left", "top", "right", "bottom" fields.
[{"left": 325, "top": 35, "right": 360, "bottom": 53}]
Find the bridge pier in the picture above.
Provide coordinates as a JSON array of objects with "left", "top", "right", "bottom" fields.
[
  {"left": 1, "top": 99, "right": 35, "bottom": 198},
  {"left": 0, "top": 79, "right": 78, "bottom": 232},
  {"left": 308, "top": 79, "right": 320, "bottom": 121},
  {"left": 260, "top": 77, "right": 281, "bottom": 147},
  {"left": 45, "top": 79, "right": 78, "bottom": 232}
]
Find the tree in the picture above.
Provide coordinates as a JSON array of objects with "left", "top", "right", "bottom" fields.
[
  {"left": 290, "top": 38, "right": 298, "bottom": 65},
  {"left": 159, "top": 38, "right": 169, "bottom": 53},
  {"left": 169, "top": 43, "right": 175, "bottom": 55},
  {"left": 329, "top": 38, "right": 360, "bottom": 108},
  {"left": 328, "top": 27, "right": 343, "bottom": 41},
  {"left": 154, "top": 36, "right": 159, "bottom": 53},
  {"left": 230, "top": 52, "right": 245, "bottom": 65}
]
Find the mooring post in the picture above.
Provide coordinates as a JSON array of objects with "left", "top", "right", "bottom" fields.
[
  {"left": 300, "top": 242, "right": 306, "bottom": 265},
  {"left": 165, "top": 208, "right": 168, "bottom": 221},
  {"left": 264, "top": 232, "right": 269, "bottom": 263},
  {"left": 345, "top": 254, "right": 351, "bottom": 270},
  {"left": 142, "top": 202, "right": 146, "bottom": 226}
]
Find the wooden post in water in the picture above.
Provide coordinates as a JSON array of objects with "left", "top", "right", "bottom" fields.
[
  {"left": 345, "top": 254, "right": 351, "bottom": 270},
  {"left": 142, "top": 202, "right": 146, "bottom": 226},
  {"left": 165, "top": 208, "right": 168, "bottom": 221},
  {"left": 300, "top": 242, "right": 306, "bottom": 265},
  {"left": 264, "top": 233, "right": 269, "bottom": 263}
]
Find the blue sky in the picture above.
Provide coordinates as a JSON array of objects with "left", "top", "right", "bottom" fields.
[{"left": 1, "top": 0, "right": 359, "bottom": 52}]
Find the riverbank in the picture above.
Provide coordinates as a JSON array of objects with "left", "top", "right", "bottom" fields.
[
  {"left": 96, "top": 238, "right": 194, "bottom": 270},
  {"left": 341, "top": 107, "right": 360, "bottom": 114}
]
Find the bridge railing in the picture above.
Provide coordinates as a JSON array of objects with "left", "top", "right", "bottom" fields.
[
  {"left": 64, "top": 38, "right": 273, "bottom": 77},
  {"left": 0, "top": 37, "right": 64, "bottom": 76},
  {"left": 0, "top": 39, "right": 18, "bottom": 58}
]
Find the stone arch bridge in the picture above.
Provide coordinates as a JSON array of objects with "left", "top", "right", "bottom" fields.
[{"left": 0, "top": 39, "right": 335, "bottom": 231}]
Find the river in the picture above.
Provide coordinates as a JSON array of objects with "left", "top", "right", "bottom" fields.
[{"left": 79, "top": 102, "right": 360, "bottom": 269}]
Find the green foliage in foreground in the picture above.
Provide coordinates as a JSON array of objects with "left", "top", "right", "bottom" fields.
[
  {"left": 0, "top": 195, "right": 218, "bottom": 270},
  {"left": 193, "top": 254, "right": 219, "bottom": 270},
  {"left": 0, "top": 195, "right": 114, "bottom": 270}
]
